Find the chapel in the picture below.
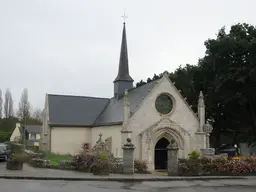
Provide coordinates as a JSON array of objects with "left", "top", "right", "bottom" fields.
[{"left": 40, "top": 21, "right": 207, "bottom": 171}]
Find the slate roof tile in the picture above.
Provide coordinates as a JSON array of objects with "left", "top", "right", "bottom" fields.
[{"left": 47, "top": 80, "right": 159, "bottom": 127}]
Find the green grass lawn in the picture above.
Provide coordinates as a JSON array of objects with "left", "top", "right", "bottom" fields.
[{"left": 45, "top": 153, "right": 73, "bottom": 166}]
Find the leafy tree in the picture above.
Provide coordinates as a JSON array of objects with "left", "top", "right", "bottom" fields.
[
  {"left": 0, "top": 117, "right": 18, "bottom": 142},
  {"left": 136, "top": 80, "right": 147, "bottom": 87},
  {"left": 196, "top": 23, "right": 256, "bottom": 146},
  {"left": 169, "top": 64, "right": 202, "bottom": 112}
]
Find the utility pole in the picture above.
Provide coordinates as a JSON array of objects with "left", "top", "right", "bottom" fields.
[{"left": 23, "top": 104, "right": 27, "bottom": 150}]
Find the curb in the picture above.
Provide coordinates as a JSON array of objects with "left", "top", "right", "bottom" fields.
[{"left": 0, "top": 175, "right": 248, "bottom": 182}]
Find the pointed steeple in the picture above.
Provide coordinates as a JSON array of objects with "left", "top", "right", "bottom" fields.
[
  {"left": 113, "top": 22, "right": 134, "bottom": 98},
  {"left": 114, "top": 22, "right": 133, "bottom": 82}
]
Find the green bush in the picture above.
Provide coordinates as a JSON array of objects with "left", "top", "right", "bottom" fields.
[
  {"left": 11, "top": 152, "right": 30, "bottom": 163},
  {"left": 92, "top": 151, "right": 110, "bottom": 175},
  {"left": 178, "top": 158, "right": 202, "bottom": 176},
  {"left": 188, "top": 150, "right": 200, "bottom": 161}
]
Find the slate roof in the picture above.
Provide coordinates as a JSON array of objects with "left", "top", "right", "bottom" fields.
[
  {"left": 48, "top": 95, "right": 110, "bottom": 126},
  {"left": 47, "top": 80, "right": 159, "bottom": 127},
  {"left": 94, "top": 80, "right": 159, "bottom": 125},
  {"left": 24, "top": 125, "right": 42, "bottom": 134}
]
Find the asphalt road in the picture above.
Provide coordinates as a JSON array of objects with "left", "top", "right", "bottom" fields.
[{"left": 1, "top": 179, "right": 256, "bottom": 192}]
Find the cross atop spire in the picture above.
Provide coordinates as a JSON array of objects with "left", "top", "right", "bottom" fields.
[{"left": 121, "top": 13, "right": 128, "bottom": 23}]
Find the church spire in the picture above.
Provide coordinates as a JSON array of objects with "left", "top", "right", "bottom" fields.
[
  {"left": 114, "top": 22, "right": 133, "bottom": 83},
  {"left": 113, "top": 20, "right": 134, "bottom": 98}
]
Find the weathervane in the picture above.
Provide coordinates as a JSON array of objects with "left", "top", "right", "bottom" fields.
[{"left": 121, "top": 12, "right": 128, "bottom": 23}]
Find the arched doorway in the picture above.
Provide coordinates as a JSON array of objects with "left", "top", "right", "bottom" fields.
[{"left": 154, "top": 137, "right": 170, "bottom": 170}]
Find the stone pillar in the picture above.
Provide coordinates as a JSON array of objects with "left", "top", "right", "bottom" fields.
[
  {"left": 167, "top": 140, "right": 179, "bottom": 176},
  {"left": 122, "top": 138, "right": 135, "bottom": 174},
  {"left": 121, "top": 89, "right": 132, "bottom": 151},
  {"left": 201, "top": 120, "right": 215, "bottom": 156},
  {"left": 197, "top": 91, "right": 205, "bottom": 132}
]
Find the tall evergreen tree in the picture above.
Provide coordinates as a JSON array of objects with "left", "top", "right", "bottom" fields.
[
  {"left": 18, "top": 88, "right": 31, "bottom": 121},
  {"left": 4, "top": 89, "right": 13, "bottom": 118}
]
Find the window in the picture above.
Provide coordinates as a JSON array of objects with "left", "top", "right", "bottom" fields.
[
  {"left": 155, "top": 93, "right": 173, "bottom": 114},
  {"left": 30, "top": 134, "right": 36, "bottom": 140}
]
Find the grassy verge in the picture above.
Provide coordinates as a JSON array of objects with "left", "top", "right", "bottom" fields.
[{"left": 45, "top": 153, "right": 73, "bottom": 166}]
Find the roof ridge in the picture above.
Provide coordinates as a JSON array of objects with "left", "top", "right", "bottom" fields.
[
  {"left": 47, "top": 94, "right": 110, "bottom": 100},
  {"left": 108, "top": 78, "right": 160, "bottom": 100}
]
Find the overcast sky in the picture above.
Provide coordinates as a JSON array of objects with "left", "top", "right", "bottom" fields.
[{"left": 0, "top": 0, "right": 255, "bottom": 111}]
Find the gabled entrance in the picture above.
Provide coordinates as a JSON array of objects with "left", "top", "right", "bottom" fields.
[{"left": 154, "top": 137, "right": 170, "bottom": 170}]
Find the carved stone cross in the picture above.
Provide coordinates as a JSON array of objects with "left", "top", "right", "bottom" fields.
[{"left": 97, "top": 133, "right": 103, "bottom": 143}]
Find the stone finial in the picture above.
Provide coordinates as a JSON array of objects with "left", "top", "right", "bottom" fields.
[
  {"left": 123, "top": 137, "right": 135, "bottom": 149},
  {"left": 203, "top": 120, "right": 213, "bottom": 134}
]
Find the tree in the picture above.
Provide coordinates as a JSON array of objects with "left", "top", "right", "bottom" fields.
[
  {"left": 18, "top": 88, "right": 31, "bottom": 121},
  {"left": 31, "top": 108, "right": 43, "bottom": 123},
  {"left": 4, "top": 89, "right": 14, "bottom": 118},
  {"left": 0, "top": 89, "right": 2, "bottom": 119},
  {"left": 135, "top": 23, "right": 256, "bottom": 147},
  {"left": 197, "top": 23, "right": 256, "bottom": 146}
]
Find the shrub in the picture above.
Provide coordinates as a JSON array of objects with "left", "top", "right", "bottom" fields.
[
  {"left": 111, "top": 158, "right": 123, "bottom": 173},
  {"left": 59, "top": 160, "right": 74, "bottom": 169},
  {"left": 73, "top": 152, "right": 96, "bottom": 172},
  {"left": 188, "top": 150, "right": 200, "bottom": 161},
  {"left": 29, "top": 158, "right": 46, "bottom": 168},
  {"left": 178, "top": 158, "right": 202, "bottom": 176},
  {"left": 92, "top": 151, "right": 110, "bottom": 175},
  {"left": 199, "top": 156, "right": 256, "bottom": 175},
  {"left": 134, "top": 160, "right": 149, "bottom": 174},
  {"left": 12, "top": 152, "right": 30, "bottom": 163}
]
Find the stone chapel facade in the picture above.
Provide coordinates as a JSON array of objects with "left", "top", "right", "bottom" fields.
[{"left": 40, "top": 22, "right": 207, "bottom": 171}]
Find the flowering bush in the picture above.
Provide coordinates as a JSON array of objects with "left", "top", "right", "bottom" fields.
[
  {"left": 178, "top": 155, "right": 256, "bottom": 176},
  {"left": 134, "top": 159, "right": 150, "bottom": 174},
  {"left": 200, "top": 156, "right": 256, "bottom": 175},
  {"left": 72, "top": 152, "right": 96, "bottom": 172}
]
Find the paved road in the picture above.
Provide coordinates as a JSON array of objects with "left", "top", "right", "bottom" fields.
[{"left": 1, "top": 179, "right": 256, "bottom": 192}]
